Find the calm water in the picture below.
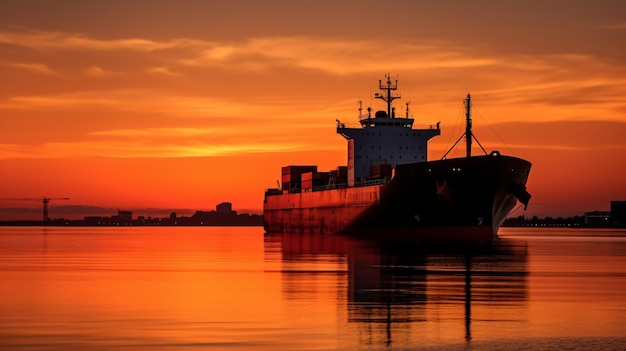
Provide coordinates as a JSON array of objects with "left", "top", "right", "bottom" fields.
[{"left": 1, "top": 226, "right": 625, "bottom": 351}]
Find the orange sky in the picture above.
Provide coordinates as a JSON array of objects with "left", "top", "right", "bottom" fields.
[{"left": 1, "top": 1, "right": 625, "bottom": 220}]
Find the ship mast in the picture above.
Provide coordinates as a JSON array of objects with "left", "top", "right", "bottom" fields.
[
  {"left": 441, "top": 93, "right": 487, "bottom": 160},
  {"left": 465, "top": 93, "right": 472, "bottom": 158},
  {"left": 375, "top": 74, "right": 401, "bottom": 118}
]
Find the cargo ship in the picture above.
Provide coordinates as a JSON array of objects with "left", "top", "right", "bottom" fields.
[{"left": 263, "top": 75, "right": 531, "bottom": 241}]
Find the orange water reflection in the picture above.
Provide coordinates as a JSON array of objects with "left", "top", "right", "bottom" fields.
[
  {"left": 1, "top": 227, "right": 625, "bottom": 350},
  {"left": 267, "top": 232, "right": 530, "bottom": 349}
]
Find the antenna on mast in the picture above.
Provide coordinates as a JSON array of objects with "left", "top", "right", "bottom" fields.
[{"left": 374, "top": 73, "right": 401, "bottom": 118}]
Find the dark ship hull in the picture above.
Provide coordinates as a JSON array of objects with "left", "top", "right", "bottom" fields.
[{"left": 263, "top": 154, "right": 531, "bottom": 242}]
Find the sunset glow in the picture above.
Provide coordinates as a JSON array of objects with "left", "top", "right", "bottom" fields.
[{"left": 1, "top": 1, "right": 625, "bottom": 219}]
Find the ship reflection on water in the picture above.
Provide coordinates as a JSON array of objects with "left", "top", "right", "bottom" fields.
[{"left": 264, "top": 232, "right": 528, "bottom": 347}]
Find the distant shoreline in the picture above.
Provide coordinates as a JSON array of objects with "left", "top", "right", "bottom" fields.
[
  {"left": 0, "top": 221, "right": 263, "bottom": 227},
  {"left": 0, "top": 212, "right": 264, "bottom": 227}
]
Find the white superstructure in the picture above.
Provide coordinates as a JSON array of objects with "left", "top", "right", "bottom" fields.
[{"left": 337, "top": 74, "right": 440, "bottom": 185}]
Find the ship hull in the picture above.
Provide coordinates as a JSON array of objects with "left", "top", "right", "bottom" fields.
[{"left": 263, "top": 154, "right": 531, "bottom": 242}]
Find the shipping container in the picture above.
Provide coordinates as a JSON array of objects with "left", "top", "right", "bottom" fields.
[
  {"left": 371, "top": 164, "right": 392, "bottom": 179},
  {"left": 302, "top": 179, "right": 313, "bottom": 191},
  {"left": 282, "top": 174, "right": 291, "bottom": 184},
  {"left": 282, "top": 165, "right": 317, "bottom": 175},
  {"left": 301, "top": 171, "right": 331, "bottom": 182},
  {"left": 335, "top": 166, "right": 348, "bottom": 177},
  {"left": 301, "top": 172, "right": 313, "bottom": 182},
  {"left": 330, "top": 166, "right": 348, "bottom": 185}
]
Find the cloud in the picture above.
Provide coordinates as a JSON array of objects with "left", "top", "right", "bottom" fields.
[
  {"left": 600, "top": 22, "right": 626, "bottom": 30},
  {"left": 89, "top": 127, "right": 214, "bottom": 137},
  {"left": 0, "top": 29, "right": 502, "bottom": 75},
  {"left": 83, "top": 65, "right": 121, "bottom": 77},
  {"left": 1, "top": 93, "right": 118, "bottom": 109},
  {"left": 178, "top": 37, "right": 500, "bottom": 74},
  {"left": 3, "top": 62, "right": 60, "bottom": 76},
  {"left": 0, "top": 144, "right": 34, "bottom": 158},
  {"left": 21, "top": 140, "right": 321, "bottom": 158},
  {"left": 0, "top": 121, "right": 337, "bottom": 159},
  {"left": 0, "top": 28, "right": 204, "bottom": 52},
  {"left": 1, "top": 29, "right": 625, "bottom": 161},
  {"left": 2, "top": 28, "right": 624, "bottom": 92},
  {"left": 146, "top": 66, "right": 180, "bottom": 76}
]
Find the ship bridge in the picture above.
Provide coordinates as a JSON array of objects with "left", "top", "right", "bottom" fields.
[{"left": 336, "top": 75, "right": 440, "bottom": 186}]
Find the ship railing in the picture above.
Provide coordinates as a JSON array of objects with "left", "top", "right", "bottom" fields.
[
  {"left": 266, "top": 178, "right": 392, "bottom": 195},
  {"left": 336, "top": 123, "right": 357, "bottom": 129},
  {"left": 311, "top": 183, "right": 349, "bottom": 192},
  {"left": 359, "top": 115, "right": 414, "bottom": 122},
  {"left": 353, "top": 178, "right": 391, "bottom": 187},
  {"left": 337, "top": 122, "right": 439, "bottom": 130},
  {"left": 311, "top": 177, "right": 390, "bottom": 192}
]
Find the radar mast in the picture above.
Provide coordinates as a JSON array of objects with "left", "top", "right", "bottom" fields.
[{"left": 374, "top": 74, "right": 401, "bottom": 118}]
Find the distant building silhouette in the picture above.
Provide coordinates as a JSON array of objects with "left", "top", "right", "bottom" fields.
[
  {"left": 84, "top": 216, "right": 103, "bottom": 225},
  {"left": 612, "top": 201, "right": 626, "bottom": 225},
  {"left": 584, "top": 211, "right": 611, "bottom": 226},
  {"left": 216, "top": 202, "right": 236, "bottom": 215},
  {"left": 118, "top": 211, "right": 132, "bottom": 224},
  {"left": 118, "top": 210, "right": 132, "bottom": 220}
]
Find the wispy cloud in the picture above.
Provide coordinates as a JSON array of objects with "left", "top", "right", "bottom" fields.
[
  {"left": 2, "top": 28, "right": 624, "bottom": 86},
  {"left": 0, "top": 89, "right": 344, "bottom": 125},
  {"left": 0, "top": 144, "right": 34, "bottom": 159},
  {"left": 0, "top": 93, "right": 119, "bottom": 109},
  {"left": 178, "top": 37, "right": 500, "bottom": 74},
  {"left": 89, "top": 127, "right": 217, "bottom": 137},
  {"left": 3, "top": 62, "right": 60, "bottom": 76},
  {"left": 83, "top": 65, "right": 121, "bottom": 77},
  {"left": 0, "top": 139, "right": 327, "bottom": 159},
  {"left": 1, "top": 28, "right": 625, "bottom": 161},
  {"left": 146, "top": 66, "right": 180, "bottom": 76},
  {"left": 599, "top": 22, "right": 626, "bottom": 30},
  {"left": 0, "top": 28, "right": 204, "bottom": 52},
  {"left": 0, "top": 29, "right": 514, "bottom": 76}
]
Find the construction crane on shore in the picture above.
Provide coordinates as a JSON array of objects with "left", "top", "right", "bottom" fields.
[
  {"left": 42, "top": 197, "right": 70, "bottom": 222},
  {"left": 0, "top": 196, "right": 70, "bottom": 222}
]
